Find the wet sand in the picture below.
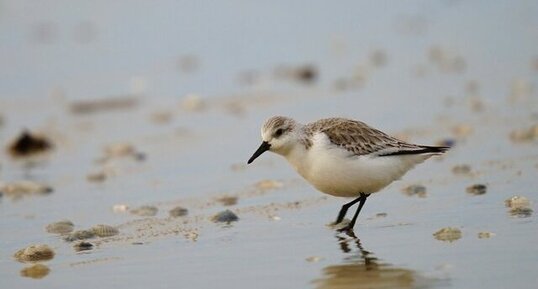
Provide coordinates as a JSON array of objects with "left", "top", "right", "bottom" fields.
[{"left": 1, "top": 1, "right": 538, "bottom": 288}]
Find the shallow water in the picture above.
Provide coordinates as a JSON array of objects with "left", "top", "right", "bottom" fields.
[{"left": 1, "top": 1, "right": 538, "bottom": 288}]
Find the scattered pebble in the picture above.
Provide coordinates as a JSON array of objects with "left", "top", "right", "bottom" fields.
[
  {"left": 369, "top": 49, "right": 388, "bottom": 67},
  {"left": 305, "top": 256, "right": 324, "bottom": 263},
  {"left": 255, "top": 179, "right": 283, "bottom": 190},
  {"left": 73, "top": 241, "right": 94, "bottom": 252},
  {"left": 130, "top": 205, "right": 158, "bottom": 217},
  {"left": 466, "top": 95, "right": 485, "bottom": 112},
  {"left": 216, "top": 196, "right": 238, "bottom": 206},
  {"left": 292, "top": 65, "right": 318, "bottom": 83},
  {"left": 452, "top": 164, "right": 472, "bottom": 175},
  {"left": 275, "top": 64, "right": 318, "bottom": 84},
  {"left": 184, "top": 231, "right": 199, "bottom": 242},
  {"left": 465, "top": 80, "right": 480, "bottom": 94},
  {"left": 466, "top": 184, "right": 487, "bottom": 196},
  {"left": 8, "top": 130, "right": 52, "bottom": 157},
  {"left": 505, "top": 196, "right": 531, "bottom": 209},
  {"left": 14, "top": 244, "right": 55, "bottom": 263},
  {"left": 401, "top": 184, "right": 427, "bottom": 198},
  {"left": 211, "top": 209, "right": 239, "bottom": 223},
  {"left": 112, "top": 204, "right": 129, "bottom": 213},
  {"left": 351, "top": 65, "right": 369, "bottom": 87},
  {"left": 104, "top": 143, "right": 138, "bottom": 159},
  {"left": 20, "top": 264, "right": 50, "bottom": 279},
  {"left": 176, "top": 54, "right": 199, "bottom": 73},
  {"left": 90, "top": 224, "right": 119, "bottom": 237},
  {"left": 230, "top": 163, "right": 247, "bottom": 171},
  {"left": 169, "top": 206, "right": 189, "bottom": 217},
  {"left": 509, "top": 79, "right": 533, "bottom": 102},
  {"left": 451, "top": 124, "right": 473, "bottom": 138},
  {"left": 478, "top": 231, "right": 495, "bottom": 239},
  {"left": 86, "top": 171, "right": 106, "bottom": 182},
  {"left": 428, "top": 46, "right": 466, "bottom": 73},
  {"left": 63, "top": 230, "right": 96, "bottom": 242},
  {"left": 0, "top": 180, "right": 53, "bottom": 200},
  {"left": 46, "top": 220, "right": 74, "bottom": 234},
  {"left": 181, "top": 94, "right": 206, "bottom": 112},
  {"left": 509, "top": 125, "right": 538, "bottom": 143},
  {"left": 70, "top": 96, "right": 138, "bottom": 114},
  {"left": 505, "top": 196, "right": 533, "bottom": 218},
  {"left": 150, "top": 110, "right": 174, "bottom": 124},
  {"left": 433, "top": 227, "right": 462, "bottom": 242}
]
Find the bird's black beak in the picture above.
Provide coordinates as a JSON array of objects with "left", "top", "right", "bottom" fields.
[{"left": 247, "top": 141, "right": 271, "bottom": 164}]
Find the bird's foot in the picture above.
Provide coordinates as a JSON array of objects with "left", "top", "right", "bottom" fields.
[
  {"left": 337, "top": 225, "right": 357, "bottom": 238},
  {"left": 328, "top": 219, "right": 350, "bottom": 229},
  {"left": 337, "top": 224, "right": 353, "bottom": 233}
]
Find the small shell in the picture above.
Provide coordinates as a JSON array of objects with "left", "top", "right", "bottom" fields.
[
  {"left": 402, "top": 184, "right": 427, "bottom": 198},
  {"left": 86, "top": 171, "right": 106, "bottom": 182},
  {"left": 216, "top": 196, "right": 238, "bottom": 206},
  {"left": 104, "top": 143, "right": 136, "bottom": 158},
  {"left": 451, "top": 124, "right": 473, "bottom": 137},
  {"left": 130, "top": 205, "right": 158, "bottom": 217},
  {"left": 14, "top": 244, "right": 55, "bottom": 263},
  {"left": 305, "top": 256, "right": 324, "bottom": 263},
  {"left": 0, "top": 180, "right": 53, "bottom": 200},
  {"left": 90, "top": 224, "right": 119, "bottom": 237},
  {"left": 20, "top": 264, "right": 50, "bottom": 279},
  {"left": 466, "top": 184, "right": 487, "bottom": 195},
  {"left": 211, "top": 210, "right": 239, "bottom": 223},
  {"left": 255, "top": 179, "right": 283, "bottom": 190},
  {"left": 181, "top": 94, "right": 206, "bottom": 112},
  {"left": 505, "top": 196, "right": 531, "bottom": 209},
  {"left": 509, "top": 125, "right": 538, "bottom": 142},
  {"left": 169, "top": 206, "right": 189, "bottom": 217},
  {"left": 112, "top": 204, "right": 129, "bottom": 213},
  {"left": 63, "top": 230, "right": 96, "bottom": 242},
  {"left": 73, "top": 241, "right": 93, "bottom": 252},
  {"left": 370, "top": 49, "right": 388, "bottom": 67},
  {"left": 433, "top": 227, "right": 462, "bottom": 242},
  {"left": 478, "top": 232, "right": 495, "bottom": 239},
  {"left": 452, "top": 164, "right": 472, "bottom": 175},
  {"left": 46, "top": 220, "right": 74, "bottom": 234}
]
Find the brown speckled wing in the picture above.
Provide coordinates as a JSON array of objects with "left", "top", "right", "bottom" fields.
[{"left": 304, "top": 118, "right": 421, "bottom": 156}]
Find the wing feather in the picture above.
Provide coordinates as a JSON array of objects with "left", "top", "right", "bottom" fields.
[{"left": 304, "top": 118, "right": 432, "bottom": 156}]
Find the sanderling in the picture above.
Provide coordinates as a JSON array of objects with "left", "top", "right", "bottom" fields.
[{"left": 247, "top": 116, "right": 449, "bottom": 232}]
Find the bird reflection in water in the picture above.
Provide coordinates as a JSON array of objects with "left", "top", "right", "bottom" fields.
[{"left": 313, "top": 233, "right": 436, "bottom": 289}]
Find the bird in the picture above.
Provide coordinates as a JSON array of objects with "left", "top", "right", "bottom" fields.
[{"left": 247, "top": 116, "right": 449, "bottom": 232}]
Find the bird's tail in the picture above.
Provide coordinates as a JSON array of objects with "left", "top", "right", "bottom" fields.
[{"left": 417, "top": 145, "right": 450, "bottom": 154}]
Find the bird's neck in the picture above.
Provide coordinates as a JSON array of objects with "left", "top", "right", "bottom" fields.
[{"left": 281, "top": 131, "right": 310, "bottom": 176}]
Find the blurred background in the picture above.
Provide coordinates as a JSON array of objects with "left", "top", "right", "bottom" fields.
[{"left": 1, "top": 1, "right": 537, "bottom": 289}]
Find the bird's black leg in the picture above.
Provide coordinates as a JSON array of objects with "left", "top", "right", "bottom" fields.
[
  {"left": 335, "top": 195, "right": 363, "bottom": 224},
  {"left": 339, "top": 193, "right": 370, "bottom": 232}
]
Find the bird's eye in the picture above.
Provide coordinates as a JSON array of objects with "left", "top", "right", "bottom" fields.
[{"left": 274, "top": 128, "right": 284, "bottom": 137}]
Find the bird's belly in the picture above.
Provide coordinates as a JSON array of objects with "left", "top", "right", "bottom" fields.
[{"left": 301, "top": 153, "right": 418, "bottom": 198}]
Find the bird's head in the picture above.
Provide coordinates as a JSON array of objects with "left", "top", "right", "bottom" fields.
[{"left": 247, "top": 116, "right": 299, "bottom": 164}]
